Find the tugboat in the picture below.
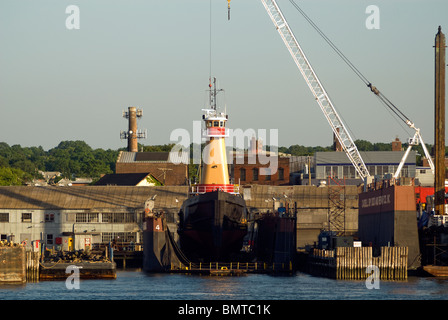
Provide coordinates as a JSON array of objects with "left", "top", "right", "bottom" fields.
[{"left": 178, "top": 78, "right": 248, "bottom": 262}]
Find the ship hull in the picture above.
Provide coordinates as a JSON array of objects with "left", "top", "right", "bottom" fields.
[{"left": 178, "top": 190, "right": 247, "bottom": 262}]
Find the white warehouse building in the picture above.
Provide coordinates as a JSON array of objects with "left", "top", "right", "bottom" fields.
[{"left": 0, "top": 186, "right": 187, "bottom": 251}]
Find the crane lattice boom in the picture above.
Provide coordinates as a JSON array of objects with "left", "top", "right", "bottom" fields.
[{"left": 261, "top": 0, "right": 370, "bottom": 180}]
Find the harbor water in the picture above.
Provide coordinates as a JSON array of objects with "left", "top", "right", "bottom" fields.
[{"left": 1, "top": 270, "right": 448, "bottom": 300}]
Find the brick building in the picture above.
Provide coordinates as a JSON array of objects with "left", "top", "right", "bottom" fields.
[
  {"left": 232, "top": 154, "right": 290, "bottom": 186},
  {"left": 231, "top": 137, "right": 290, "bottom": 186}
]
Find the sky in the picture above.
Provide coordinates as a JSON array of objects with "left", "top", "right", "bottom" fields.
[{"left": 0, "top": 0, "right": 447, "bottom": 151}]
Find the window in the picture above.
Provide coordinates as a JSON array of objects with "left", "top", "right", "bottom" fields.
[
  {"left": 46, "top": 234, "right": 53, "bottom": 245},
  {"left": 102, "top": 213, "right": 135, "bottom": 223},
  {"left": 45, "top": 213, "right": 55, "bottom": 222},
  {"left": 279, "top": 168, "right": 284, "bottom": 180},
  {"left": 0, "top": 213, "right": 9, "bottom": 223},
  {"left": 332, "top": 166, "right": 339, "bottom": 178},
  {"left": 265, "top": 168, "right": 271, "bottom": 181},
  {"left": 22, "top": 213, "right": 32, "bottom": 223},
  {"left": 214, "top": 121, "right": 219, "bottom": 127},
  {"left": 75, "top": 213, "right": 99, "bottom": 223},
  {"left": 239, "top": 168, "right": 246, "bottom": 181},
  {"left": 102, "top": 232, "right": 136, "bottom": 243},
  {"left": 252, "top": 168, "right": 259, "bottom": 181}
]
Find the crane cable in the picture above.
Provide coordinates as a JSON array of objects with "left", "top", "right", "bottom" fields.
[{"left": 288, "top": 0, "right": 412, "bottom": 127}]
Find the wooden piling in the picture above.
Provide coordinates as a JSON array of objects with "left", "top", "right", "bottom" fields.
[
  {"left": 308, "top": 246, "right": 408, "bottom": 280},
  {"left": 26, "top": 250, "right": 39, "bottom": 282}
]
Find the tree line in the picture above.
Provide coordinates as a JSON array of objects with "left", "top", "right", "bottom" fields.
[{"left": 0, "top": 139, "right": 440, "bottom": 186}]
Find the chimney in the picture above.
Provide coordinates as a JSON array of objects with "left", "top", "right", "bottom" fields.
[
  {"left": 128, "top": 107, "right": 138, "bottom": 152},
  {"left": 391, "top": 137, "right": 402, "bottom": 151},
  {"left": 333, "top": 129, "right": 343, "bottom": 152},
  {"left": 120, "top": 106, "right": 147, "bottom": 152}
]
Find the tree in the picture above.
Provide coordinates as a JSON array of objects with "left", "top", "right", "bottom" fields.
[
  {"left": 355, "top": 139, "right": 374, "bottom": 151},
  {"left": 0, "top": 167, "right": 31, "bottom": 186}
]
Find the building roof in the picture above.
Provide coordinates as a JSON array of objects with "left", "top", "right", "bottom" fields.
[
  {"left": 0, "top": 186, "right": 189, "bottom": 210},
  {"left": 315, "top": 151, "right": 416, "bottom": 166},
  {"left": 95, "top": 173, "right": 153, "bottom": 186},
  {"left": 117, "top": 151, "right": 189, "bottom": 164}
]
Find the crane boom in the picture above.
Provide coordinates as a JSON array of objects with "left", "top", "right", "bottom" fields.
[{"left": 260, "top": 0, "right": 370, "bottom": 180}]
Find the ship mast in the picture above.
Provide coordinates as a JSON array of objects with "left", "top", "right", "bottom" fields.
[{"left": 209, "top": 77, "right": 223, "bottom": 110}]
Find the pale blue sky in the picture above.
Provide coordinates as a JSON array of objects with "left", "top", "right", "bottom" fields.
[{"left": 0, "top": 0, "right": 447, "bottom": 151}]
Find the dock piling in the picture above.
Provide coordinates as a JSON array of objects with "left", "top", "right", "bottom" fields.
[{"left": 308, "top": 246, "right": 408, "bottom": 280}]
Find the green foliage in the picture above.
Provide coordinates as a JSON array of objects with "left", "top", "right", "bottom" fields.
[
  {"left": 354, "top": 139, "right": 393, "bottom": 151},
  {"left": 279, "top": 144, "right": 333, "bottom": 156},
  {"left": 45, "top": 141, "right": 118, "bottom": 179},
  {"left": 0, "top": 167, "right": 32, "bottom": 186},
  {"left": 142, "top": 144, "right": 175, "bottom": 152},
  {"left": 145, "top": 175, "right": 163, "bottom": 186}
]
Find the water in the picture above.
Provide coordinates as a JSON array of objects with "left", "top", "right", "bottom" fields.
[{"left": 1, "top": 270, "right": 448, "bottom": 301}]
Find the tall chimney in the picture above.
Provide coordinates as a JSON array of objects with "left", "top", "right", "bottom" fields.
[
  {"left": 120, "top": 106, "right": 147, "bottom": 152},
  {"left": 127, "top": 107, "right": 138, "bottom": 152},
  {"left": 434, "top": 26, "right": 446, "bottom": 215}
]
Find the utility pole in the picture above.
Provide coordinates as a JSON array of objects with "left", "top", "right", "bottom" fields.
[{"left": 434, "top": 26, "right": 446, "bottom": 215}]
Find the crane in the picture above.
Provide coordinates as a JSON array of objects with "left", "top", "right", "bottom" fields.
[
  {"left": 367, "top": 84, "right": 435, "bottom": 178},
  {"left": 260, "top": 0, "right": 370, "bottom": 180},
  {"left": 261, "top": 0, "right": 434, "bottom": 181}
]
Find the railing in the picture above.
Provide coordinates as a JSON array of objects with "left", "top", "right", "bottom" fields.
[
  {"left": 169, "top": 261, "right": 294, "bottom": 273},
  {"left": 191, "top": 184, "right": 240, "bottom": 194}
]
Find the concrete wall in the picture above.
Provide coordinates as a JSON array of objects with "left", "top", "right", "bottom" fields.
[
  {"left": 0, "top": 247, "right": 25, "bottom": 283},
  {"left": 242, "top": 185, "right": 360, "bottom": 249}
]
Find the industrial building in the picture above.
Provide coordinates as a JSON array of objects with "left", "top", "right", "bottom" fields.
[
  {"left": 315, "top": 150, "right": 416, "bottom": 180},
  {"left": 0, "top": 186, "right": 187, "bottom": 251},
  {"left": 291, "top": 150, "right": 417, "bottom": 185}
]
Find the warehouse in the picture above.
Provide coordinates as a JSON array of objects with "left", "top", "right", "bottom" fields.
[{"left": 0, "top": 186, "right": 187, "bottom": 251}]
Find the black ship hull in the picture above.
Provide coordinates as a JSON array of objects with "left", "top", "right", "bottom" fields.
[{"left": 178, "top": 190, "right": 248, "bottom": 262}]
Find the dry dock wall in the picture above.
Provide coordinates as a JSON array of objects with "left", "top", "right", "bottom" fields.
[
  {"left": 0, "top": 247, "right": 26, "bottom": 283},
  {"left": 358, "top": 185, "right": 420, "bottom": 270},
  {"left": 242, "top": 185, "right": 360, "bottom": 249}
]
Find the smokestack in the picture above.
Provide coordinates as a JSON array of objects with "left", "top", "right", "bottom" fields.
[
  {"left": 120, "top": 106, "right": 147, "bottom": 152},
  {"left": 128, "top": 107, "right": 138, "bottom": 152},
  {"left": 434, "top": 26, "right": 446, "bottom": 215}
]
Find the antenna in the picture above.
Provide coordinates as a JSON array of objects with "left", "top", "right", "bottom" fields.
[{"left": 208, "top": 77, "right": 224, "bottom": 110}]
